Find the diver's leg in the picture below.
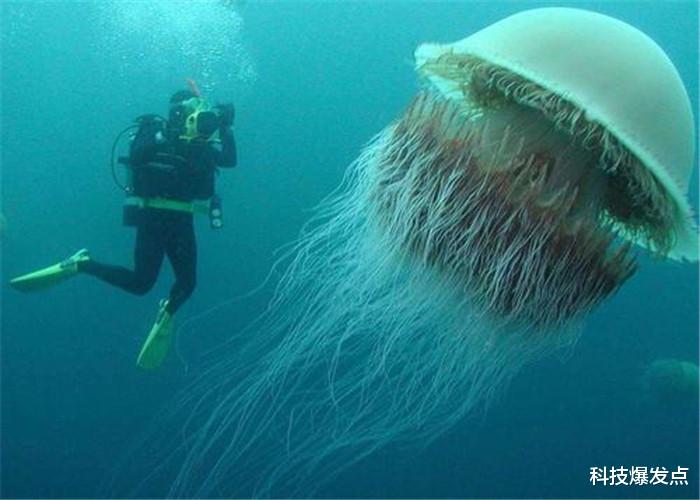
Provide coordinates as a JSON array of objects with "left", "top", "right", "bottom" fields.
[
  {"left": 136, "top": 214, "right": 195, "bottom": 369},
  {"left": 80, "top": 220, "right": 165, "bottom": 295},
  {"left": 9, "top": 249, "right": 90, "bottom": 292},
  {"left": 163, "top": 214, "right": 197, "bottom": 315}
]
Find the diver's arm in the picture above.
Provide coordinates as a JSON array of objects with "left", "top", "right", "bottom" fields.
[{"left": 216, "top": 127, "right": 238, "bottom": 168}]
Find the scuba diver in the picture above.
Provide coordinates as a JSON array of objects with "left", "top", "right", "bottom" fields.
[{"left": 10, "top": 83, "right": 237, "bottom": 370}]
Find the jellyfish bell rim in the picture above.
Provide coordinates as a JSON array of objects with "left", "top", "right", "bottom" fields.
[{"left": 414, "top": 7, "right": 698, "bottom": 262}]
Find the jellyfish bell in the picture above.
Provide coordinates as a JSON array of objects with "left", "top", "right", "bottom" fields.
[
  {"left": 642, "top": 359, "right": 699, "bottom": 405},
  {"left": 133, "top": 8, "right": 697, "bottom": 498},
  {"left": 380, "top": 6, "right": 697, "bottom": 327},
  {"left": 415, "top": 7, "right": 697, "bottom": 261}
]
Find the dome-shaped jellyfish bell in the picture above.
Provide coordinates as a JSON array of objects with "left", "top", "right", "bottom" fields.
[
  {"left": 643, "top": 359, "right": 699, "bottom": 405},
  {"left": 371, "top": 7, "right": 697, "bottom": 329}
]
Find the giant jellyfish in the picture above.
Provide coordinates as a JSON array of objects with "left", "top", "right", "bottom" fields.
[
  {"left": 149, "top": 8, "right": 697, "bottom": 497},
  {"left": 642, "top": 359, "right": 699, "bottom": 405}
]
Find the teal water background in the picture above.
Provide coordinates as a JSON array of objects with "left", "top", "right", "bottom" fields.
[{"left": 1, "top": 1, "right": 698, "bottom": 498}]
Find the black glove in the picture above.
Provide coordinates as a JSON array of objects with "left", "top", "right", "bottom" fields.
[{"left": 217, "top": 103, "right": 235, "bottom": 129}]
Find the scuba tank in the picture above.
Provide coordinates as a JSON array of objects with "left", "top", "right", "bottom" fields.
[
  {"left": 111, "top": 114, "right": 167, "bottom": 192},
  {"left": 112, "top": 114, "right": 168, "bottom": 226}
]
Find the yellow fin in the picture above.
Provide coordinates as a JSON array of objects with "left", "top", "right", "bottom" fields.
[{"left": 137, "top": 301, "right": 174, "bottom": 370}]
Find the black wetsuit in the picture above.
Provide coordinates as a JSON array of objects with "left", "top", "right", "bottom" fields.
[{"left": 80, "top": 119, "right": 237, "bottom": 314}]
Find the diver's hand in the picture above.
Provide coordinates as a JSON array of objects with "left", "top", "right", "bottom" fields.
[{"left": 217, "top": 103, "right": 235, "bottom": 128}]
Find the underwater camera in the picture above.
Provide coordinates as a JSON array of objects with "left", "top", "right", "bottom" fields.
[
  {"left": 186, "top": 107, "right": 220, "bottom": 140},
  {"left": 174, "top": 97, "right": 223, "bottom": 142}
]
